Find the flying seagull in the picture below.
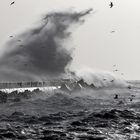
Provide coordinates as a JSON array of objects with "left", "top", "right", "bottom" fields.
[
  {"left": 113, "top": 69, "right": 119, "bottom": 72},
  {"left": 10, "top": 1, "right": 15, "bottom": 5},
  {"left": 109, "top": 2, "right": 113, "bottom": 8},
  {"left": 111, "top": 31, "right": 115, "bottom": 33}
]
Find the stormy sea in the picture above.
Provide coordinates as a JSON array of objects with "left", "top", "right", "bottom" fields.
[
  {"left": 0, "top": 8, "right": 139, "bottom": 140},
  {"left": 0, "top": 78, "right": 139, "bottom": 140}
]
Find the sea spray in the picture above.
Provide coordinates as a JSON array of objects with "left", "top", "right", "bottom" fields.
[
  {"left": 0, "top": 9, "right": 93, "bottom": 81},
  {"left": 73, "top": 67, "right": 128, "bottom": 88}
]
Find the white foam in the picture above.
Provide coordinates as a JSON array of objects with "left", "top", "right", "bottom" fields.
[
  {"left": 74, "top": 68, "right": 127, "bottom": 88},
  {"left": 0, "top": 86, "right": 57, "bottom": 94}
]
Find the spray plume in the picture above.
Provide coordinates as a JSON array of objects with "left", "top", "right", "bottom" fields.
[
  {"left": 0, "top": 9, "right": 93, "bottom": 81},
  {"left": 73, "top": 68, "right": 127, "bottom": 88}
]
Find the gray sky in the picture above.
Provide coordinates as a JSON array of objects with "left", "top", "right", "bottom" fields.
[{"left": 0, "top": 0, "right": 140, "bottom": 80}]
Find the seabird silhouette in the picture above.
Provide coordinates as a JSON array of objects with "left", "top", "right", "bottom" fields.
[
  {"left": 109, "top": 2, "right": 114, "bottom": 8},
  {"left": 10, "top": 1, "right": 15, "bottom": 5}
]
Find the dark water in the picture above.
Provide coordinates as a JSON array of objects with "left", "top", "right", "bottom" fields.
[{"left": 0, "top": 86, "right": 140, "bottom": 140}]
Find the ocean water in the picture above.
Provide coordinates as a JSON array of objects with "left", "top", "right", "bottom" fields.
[{"left": 0, "top": 80, "right": 139, "bottom": 139}]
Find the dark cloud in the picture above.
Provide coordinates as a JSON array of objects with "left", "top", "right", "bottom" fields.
[{"left": 0, "top": 9, "right": 92, "bottom": 81}]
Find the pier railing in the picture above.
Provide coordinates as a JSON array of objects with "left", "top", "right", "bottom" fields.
[{"left": 0, "top": 79, "right": 73, "bottom": 89}]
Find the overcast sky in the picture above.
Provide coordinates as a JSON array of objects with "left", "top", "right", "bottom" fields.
[{"left": 0, "top": 0, "right": 140, "bottom": 80}]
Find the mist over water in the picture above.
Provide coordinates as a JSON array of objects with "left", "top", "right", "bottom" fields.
[
  {"left": 0, "top": 9, "right": 92, "bottom": 81},
  {"left": 73, "top": 68, "right": 127, "bottom": 88}
]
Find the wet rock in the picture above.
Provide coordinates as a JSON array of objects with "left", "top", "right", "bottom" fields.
[
  {"left": 0, "top": 91, "right": 7, "bottom": 103},
  {"left": 18, "top": 90, "right": 32, "bottom": 99},
  {"left": 8, "top": 90, "right": 18, "bottom": 98},
  {"left": 89, "top": 83, "right": 96, "bottom": 89},
  {"left": 33, "top": 88, "right": 41, "bottom": 93},
  {"left": 12, "top": 97, "right": 21, "bottom": 102},
  {"left": 77, "top": 79, "right": 90, "bottom": 88},
  {"left": 60, "top": 84, "right": 71, "bottom": 93}
]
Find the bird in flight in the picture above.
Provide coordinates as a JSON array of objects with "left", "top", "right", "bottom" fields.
[
  {"left": 10, "top": 1, "right": 15, "bottom": 5},
  {"left": 113, "top": 69, "right": 119, "bottom": 72},
  {"left": 9, "top": 36, "right": 13, "bottom": 38},
  {"left": 109, "top": 2, "right": 114, "bottom": 8},
  {"left": 111, "top": 31, "right": 115, "bottom": 33}
]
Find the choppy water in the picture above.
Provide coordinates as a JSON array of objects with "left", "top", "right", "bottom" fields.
[{"left": 0, "top": 82, "right": 139, "bottom": 139}]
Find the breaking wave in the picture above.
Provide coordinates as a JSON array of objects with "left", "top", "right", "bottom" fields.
[{"left": 71, "top": 68, "right": 128, "bottom": 88}]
